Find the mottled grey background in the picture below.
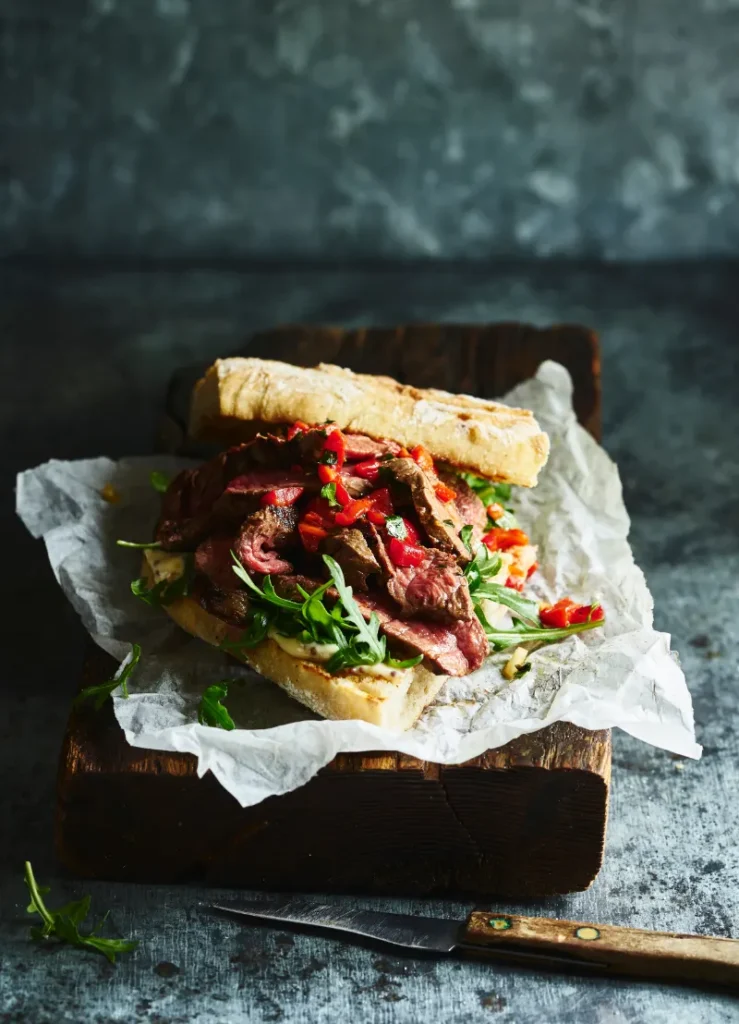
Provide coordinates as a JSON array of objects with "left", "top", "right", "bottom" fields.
[{"left": 3, "top": 0, "right": 739, "bottom": 261}]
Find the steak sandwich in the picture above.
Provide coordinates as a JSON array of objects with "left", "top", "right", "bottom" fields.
[{"left": 135, "top": 359, "right": 602, "bottom": 731}]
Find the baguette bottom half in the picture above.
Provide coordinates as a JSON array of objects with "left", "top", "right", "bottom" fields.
[{"left": 142, "top": 553, "right": 447, "bottom": 731}]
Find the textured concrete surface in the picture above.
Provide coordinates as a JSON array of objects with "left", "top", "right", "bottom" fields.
[
  {"left": 3, "top": 0, "right": 739, "bottom": 260},
  {"left": 1, "top": 262, "right": 739, "bottom": 1022}
]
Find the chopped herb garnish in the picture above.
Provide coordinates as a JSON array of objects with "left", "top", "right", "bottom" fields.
[
  {"left": 320, "top": 449, "right": 338, "bottom": 466},
  {"left": 150, "top": 471, "right": 170, "bottom": 494},
  {"left": 74, "top": 644, "right": 141, "bottom": 710},
  {"left": 198, "top": 681, "right": 236, "bottom": 730},
  {"left": 379, "top": 453, "right": 396, "bottom": 463},
  {"left": 24, "top": 861, "right": 138, "bottom": 963},
  {"left": 320, "top": 481, "right": 342, "bottom": 508},
  {"left": 443, "top": 518, "right": 454, "bottom": 526},
  {"left": 385, "top": 515, "right": 407, "bottom": 540},
  {"left": 516, "top": 661, "right": 532, "bottom": 678},
  {"left": 116, "top": 539, "right": 163, "bottom": 550}
]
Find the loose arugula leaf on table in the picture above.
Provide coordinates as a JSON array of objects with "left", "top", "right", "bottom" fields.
[
  {"left": 131, "top": 556, "right": 194, "bottom": 607},
  {"left": 74, "top": 644, "right": 141, "bottom": 710},
  {"left": 484, "top": 618, "right": 604, "bottom": 653},
  {"left": 116, "top": 539, "right": 163, "bottom": 549},
  {"left": 197, "top": 681, "right": 236, "bottom": 730},
  {"left": 24, "top": 862, "right": 138, "bottom": 963},
  {"left": 150, "top": 470, "right": 170, "bottom": 494}
]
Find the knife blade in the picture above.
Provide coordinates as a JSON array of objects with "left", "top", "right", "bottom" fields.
[{"left": 211, "top": 899, "right": 739, "bottom": 987}]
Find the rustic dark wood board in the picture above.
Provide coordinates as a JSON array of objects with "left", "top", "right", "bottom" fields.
[{"left": 57, "top": 321, "right": 610, "bottom": 898}]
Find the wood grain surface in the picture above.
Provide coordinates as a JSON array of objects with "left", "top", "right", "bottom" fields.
[{"left": 57, "top": 320, "right": 611, "bottom": 897}]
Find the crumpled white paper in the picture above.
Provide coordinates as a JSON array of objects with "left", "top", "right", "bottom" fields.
[{"left": 16, "top": 361, "right": 701, "bottom": 807}]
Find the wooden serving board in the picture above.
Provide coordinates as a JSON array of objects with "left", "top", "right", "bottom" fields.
[{"left": 57, "top": 322, "right": 610, "bottom": 898}]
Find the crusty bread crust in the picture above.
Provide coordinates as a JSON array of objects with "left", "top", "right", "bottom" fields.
[
  {"left": 190, "top": 357, "right": 549, "bottom": 487},
  {"left": 142, "top": 554, "right": 445, "bottom": 732}
]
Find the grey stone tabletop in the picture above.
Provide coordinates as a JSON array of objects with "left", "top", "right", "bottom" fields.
[{"left": 1, "top": 262, "right": 738, "bottom": 1023}]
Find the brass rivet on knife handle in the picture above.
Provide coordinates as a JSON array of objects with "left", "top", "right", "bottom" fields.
[{"left": 463, "top": 910, "right": 739, "bottom": 987}]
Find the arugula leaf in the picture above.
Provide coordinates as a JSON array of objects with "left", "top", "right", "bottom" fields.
[
  {"left": 75, "top": 644, "right": 141, "bottom": 709},
  {"left": 220, "top": 609, "right": 272, "bottom": 653},
  {"left": 484, "top": 618, "right": 604, "bottom": 652},
  {"left": 464, "top": 544, "right": 503, "bottom": 593},
  {"left": 460, "top": 525, "right": 474, "bottom": 553},
  {"left": 458, "top": 471, "right": 511, "bottom": 507},
  {"left": 131, "top": 556, "right": 194, "bottom": 607},
  {"left": 322, "top": 555, "right": 385, "bottom": 662},
  {"left": 386, "top": 653, "right": 424, "bottom": 670},
  {"left": 150, "top": 470, "right": 170, "bottom": 494},
  {"left": 320, "top": 481, "right": 341, "bottom": 508},
  {"left": 198, "top": 681, "right": 236, "bottom": 730},
  {"left": 472, "top": 582, "right": 541, "bottom": 627},
  {"left": 379, "top": 453, "right": 396, "bottom": 463},
  {"left": 116, "top": 539, "right": 163, "bottom": 550},
  {"left": 231, "top": 554, "right": 302, "bottom": 611},
  {"left": 385, "top": 515, "right": 407, "bottom": 540},
  {"left": 24, "top": 862, "right": 138, "bottom": 963}
]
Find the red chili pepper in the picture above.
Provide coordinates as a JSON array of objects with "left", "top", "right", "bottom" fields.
[
  {"left": 369, "top": 487, "right": 394, "bottom": 517},
  {"left": 505, "top": 575, "right": 526, "bottom": 592},
  {"left": 321, "top": 429, "right": 346, "bottom": 469},
  {"left": 570, "top": 603, "right": 605, "bottom": 624},
  {"left": 387, "top": 537, "right": 426, "bottom": 567},
  {"left": 303, "top": 496, "right": 336, "bottom": 526},
  {"left": 434, "top": 482, "right": 457, "bottom": 503},
  {"left": 539, "top": 599, "right": 579, "bottom": 628},
  {"left": 487, "top": 502, "right": 505, "bottom": 521},
  {"left": 410, "top": 444, "right": 435, "bottom": 475},
  {"left": 287, "top": 420, "right": 310, "bottom": 441},
  {"left": 333, "top": 480, "right": 351, "bottom": 507},
  {"left": 400, "top": 517, "right": 421, "bottom": 545},
  {"left": 260, "top": 485, "right": 305, "bottom": 507},
  {"left": 353, "top": 458, "right": 381, "bottom": 482},
  {"left": 483, "top": 528, "right": 530, "bottom": 551},
  {"left": 318, "top": 463, "right": 338, "bottom": 484},
  {"left": 334, "top": 497, "right": 373, "bottom": 527},
  {"left": 298, "top": 521, "right": 328, "bottom": 553}
]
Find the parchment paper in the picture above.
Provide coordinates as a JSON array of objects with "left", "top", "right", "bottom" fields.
[{"left": 16, "top": 361, "right": 700, "bottom": 807}]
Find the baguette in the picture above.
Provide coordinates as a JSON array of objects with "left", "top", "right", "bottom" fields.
[
  {"left": 190, "top": 357, "right": 549, "bottom": 487},
  {"left": 143, "top": 550, "right": 446, "bottom": 732}
]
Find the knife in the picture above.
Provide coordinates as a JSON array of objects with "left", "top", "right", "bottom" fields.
[{"left": 212, "top": 898, "right": 739, "bottom": 987}]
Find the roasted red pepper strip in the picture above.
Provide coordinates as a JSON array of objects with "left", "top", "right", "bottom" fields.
[
  {"left": 366, "top": 508, "right": 387, "bottom": 526},
  {"left": 260, "top": 486, "right": 305, "bottom": 507},
  {"left": 487, "top": 502, "right": 505, "bottom": 521},
  {"left": 287, "top": 420, "right": 310, "bottom": 441},
  {"left": 333, "top": 480, "right": 351, "bottom": 507},
  {"left": 318, "top": 464, "right": 338, "bottom": 484},
  {"left": 369, "top": 487, "right": 393, "bottom": 516},
  {"left": 434, "top": 482, "right": 457, "bottom": 503},
  {"left": 298, "top": 522, "right": 328, "bottom": 553},
  {"left": 541, "top": 599, "right": 605, "bottom": 627},
  {"left": 483, "top": 527, "right": 530, "bottom": 551},
  {"left": 353, "top": 458, "right": 381, "bottom": 482},
  {"left": 387, "top": 538, "right": 426, "bottom": 567},
  {"left": 321, "top": 429, "right": 346, "bottom": 469},
  {"left": 334, "top": 497, "right": 373, "bottom": 527},
  {"left": 410, "top": 444, "right": 435, "bottom": 475},
  {"left": 400, "top": 517, "right": 421, "bottom": 545}
]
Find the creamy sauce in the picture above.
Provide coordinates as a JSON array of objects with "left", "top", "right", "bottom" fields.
[
  {"left": 145, "top": 549, "right": 185, "bottom": 584},
  {"left": 268, "top": 630, "right": 410, "bottom": 680}
]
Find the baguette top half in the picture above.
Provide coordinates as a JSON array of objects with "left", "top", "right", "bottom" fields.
[{"left": 190, "top": 357, "right": 550, "bottom": 487}]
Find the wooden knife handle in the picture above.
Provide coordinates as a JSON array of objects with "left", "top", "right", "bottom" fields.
[{"left": 463, "top": 911, "right": 739, "bottom": 987}]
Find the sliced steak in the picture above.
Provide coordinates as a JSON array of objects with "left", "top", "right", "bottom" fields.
[
  {"left": 344, "top": 434, "right": 397, "bottom": 459},
  {"left": 272, "top": 574, "right": 325, "bottom": 602},
  {"left": 354, "top": 595, "right": 473, "bottom": 676},
  {"left": 224, "top": 468, "right": 314, "bottom": 497},
  {"left": 451, "top": 617, "right": 489, "bottom": 672},
  {"left": 386, "top": 550, "right": 474, "bottom": 623},
  {"left": 322, "top": 528, "right": 380, "bottom": 591},
  {"left": 236, "top": 505, "right": 300, "bottom": 575},
  {"left": 339, "top": 467, "right": 374, "bottom": 498},
  {"left": 440, "top": 469, "right": 487, "bottom": 542},
  {"left": 201, "top": 586, "right": 251, "bottom": 626},
  {"left": 385, "top": 458, "right": 470, "bottom": 561},
  {"left": 195, "top": 533, "right": 241, "bottom": 591}
]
